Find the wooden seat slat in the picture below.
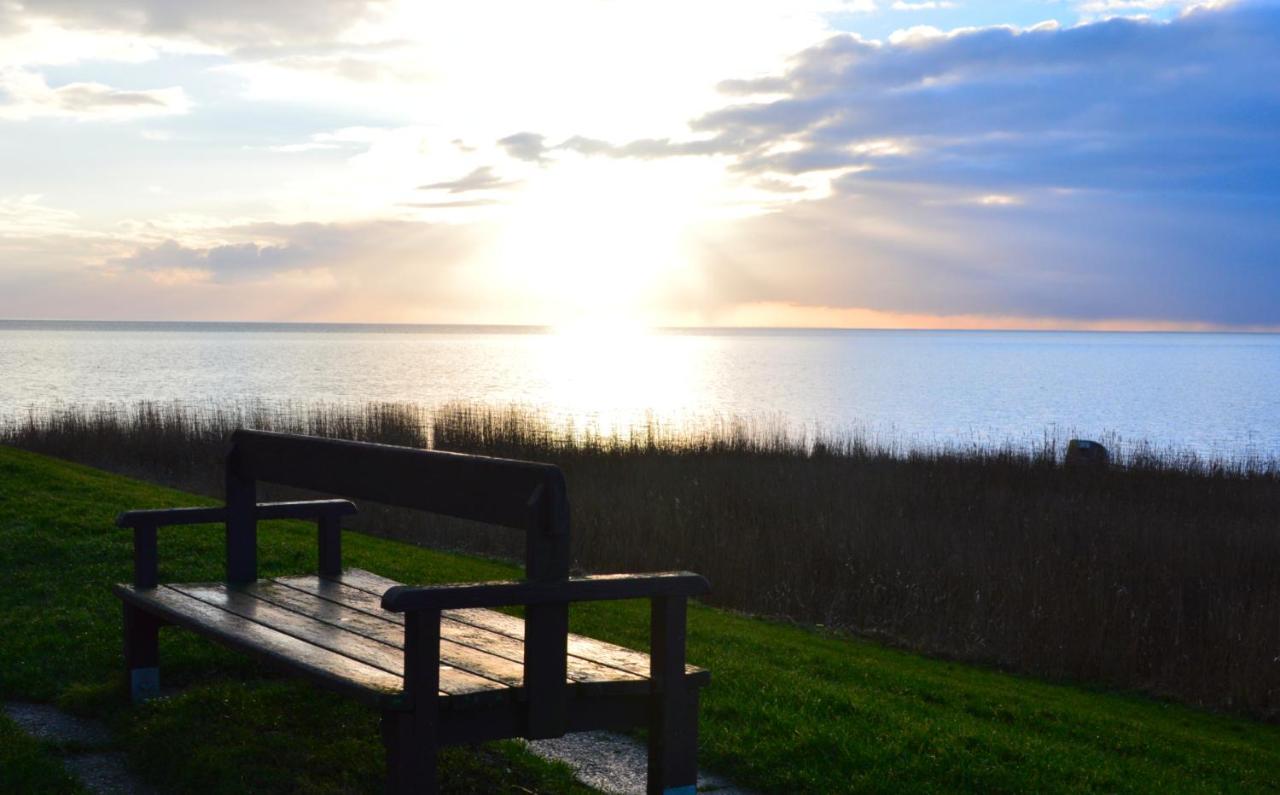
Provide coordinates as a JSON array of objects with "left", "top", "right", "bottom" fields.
[
  {"left": 337, "top": 569, "right": 662, "bottom": 678},
  {"left": 325, "top": 569, "right": 709, "bottom": 685},
  {"left": 119, "top": 568, "right": 697, "bottom": 706},
  {"left": 273, "top": 574, "right": 655, "bottom": 684},
  {"left": 114, "top": 584, "right": 404, "bottom": 701},
  {"left": 166, "top": 584, "right": 510, "bottom": 695},
  {"left": 238, "top": 581, "right": 529, "bottom": 688}
]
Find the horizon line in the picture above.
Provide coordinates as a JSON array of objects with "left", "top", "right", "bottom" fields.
[{"left": 2, "top": 317, "right": 1279, "bottom": 335}]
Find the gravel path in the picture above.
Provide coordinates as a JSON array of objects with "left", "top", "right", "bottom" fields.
[
  {"left": 3, "top": 702, "right": 156, "bottom": 795},
  {"left": 529, "top": 730, "right": 753, "bottom": 794}
]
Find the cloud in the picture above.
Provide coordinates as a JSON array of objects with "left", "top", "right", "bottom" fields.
[
  {"left": 538, "top": 2, "right": 1276, "bottom": 199},
  {"left": 689, "top": 3, "right": 1280, "bottom": 196},
  {"left": 401, "top": 199, "right": 501, "bottom": 209},
  {"left": 418, "top": 166, "right": 518, "bottom": 193},
  {"left": 1075, "top": 0, "right": 1203, "bottom": 15},
  {"left": 17, "top": 1, "right": 386, "bottom": 48},
  {"left": 891, "top": 1, "right": 957, "bottom": 9},
  {"left": 0, "top": 68, "right": 190, "bottom": 120},
  {"left": 0, "top": 194, "right": 82, "bottom": 236},
  {"left": 647, "top": 1, "right": 1280, "bottom": 327},
  {"left": 0, "top": 218, "right": 511, "bottom": 323},
  {"left": 3, "top": 212, "right": 707, "bottom": 324},
  {"left": 106, "top": 219, "right": 476, "bottom": 281},
  {"left": 110, "top": 239, "right": 303, "bottom": 283},
  {"left": 498, "top": 132, "right": 549, "bottom": 163},
  {"left": 694, "top": 182, "right": 1280, "bottom": 327},
  {"left": 497, "top": 131, "right": 739, "bottom": 164}
]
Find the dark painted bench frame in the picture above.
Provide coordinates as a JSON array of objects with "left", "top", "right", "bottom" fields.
[{"left": 115, "top": 430, "right": 708, "bottom": 795}]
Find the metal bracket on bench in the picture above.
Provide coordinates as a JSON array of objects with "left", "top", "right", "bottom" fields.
[{"left": 130, "top": 667, "right": 160, "bottom": 702}]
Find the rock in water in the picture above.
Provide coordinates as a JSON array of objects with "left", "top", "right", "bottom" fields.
[{"left": 1066, "top": 439, "right": 1109, "bottom": 468}]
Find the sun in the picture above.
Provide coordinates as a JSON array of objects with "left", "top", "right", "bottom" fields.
[{"left": 492, "top": 154, "right": 718, "bottom": 330}]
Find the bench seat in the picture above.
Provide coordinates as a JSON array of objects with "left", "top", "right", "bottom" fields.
[{"left": 114, "top": 567, "right": 709, "bottom": 711}]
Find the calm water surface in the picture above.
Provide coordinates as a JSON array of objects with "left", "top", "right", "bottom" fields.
[{"left": 2, "top": 321, "right": 1278, "bottom": 458}]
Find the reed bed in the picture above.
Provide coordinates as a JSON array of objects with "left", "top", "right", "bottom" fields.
[{"left": 3, "top": 400, "right": 1278, "bottom": 719}]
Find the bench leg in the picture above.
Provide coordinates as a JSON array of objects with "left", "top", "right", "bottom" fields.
[
  {"left": 382, "top": 709, "right": 437, "bottom": 795},
  {"left": 123, "top": 603, "right": 161, "bottom": 703},
  {"left": 647, "top": 688, "right": 699, "bottom": 795}
]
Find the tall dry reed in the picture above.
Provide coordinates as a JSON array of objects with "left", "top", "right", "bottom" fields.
[{"left": 4, "top": 401, "right": 1278, "bottom": 719}]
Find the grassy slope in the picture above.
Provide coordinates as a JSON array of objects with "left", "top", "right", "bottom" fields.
[{"left": 1, "top": 446, "right": 1278, "bottom": 794}]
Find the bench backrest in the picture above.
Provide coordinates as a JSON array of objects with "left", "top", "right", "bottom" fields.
[{"left": 224, "top": 429, "right": 570, "bottom": 582}]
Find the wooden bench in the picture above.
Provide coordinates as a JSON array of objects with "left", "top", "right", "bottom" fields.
[{"left": 113, "top": 430, "right": 709, "bottom": 795}]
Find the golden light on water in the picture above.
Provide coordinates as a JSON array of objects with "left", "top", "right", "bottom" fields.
[{"left": 533, "top": 323, "right": 712, "bottom": 436}]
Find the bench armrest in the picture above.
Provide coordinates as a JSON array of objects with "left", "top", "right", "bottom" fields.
[
  {"left": 116, "top": 499, "right": 357, "bottom": 529},
  {"left": 120, "top": 500, "right": 358, "bottom": 588},
  {"left": 380, "top": 571, "right": 710, "bottom": 612},
  {"left": 387, "top": 571, "right": 709, "bottom": 739}
]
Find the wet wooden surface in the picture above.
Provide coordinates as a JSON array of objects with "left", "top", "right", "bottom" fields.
[{"left": 115, "top": 568, "right": 707, "bottom": 709}]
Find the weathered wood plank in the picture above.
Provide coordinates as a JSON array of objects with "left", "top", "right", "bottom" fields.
[
  {"left": 238, "top": 581, "right": 529, "bottom": 688},
  {"left": 322, "top": 570, "right": 708, "bottom": 685},
  {"left": 273, "top": 575, "right": 647, "bottom": 685},
  {"left": 229, "top": 430, "right": 568, "bottom": 536},
  {"left": 167, "top": 584, "right": 509, "bottom": 696},
  {"left": 380, "top": 572, "right": 711, "bottom": 612},
  {"left": 447, "top": 608, "right": 714, "bottom": 688},
  {"left": 340, "top": 571, "right": 657, "bottom": 678},
  {"left": 113, "top": 584, "right": 403, "bottom": 701}
]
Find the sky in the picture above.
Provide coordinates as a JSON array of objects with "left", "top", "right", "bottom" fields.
[{"left": 0, "top": 0, "right": 1277, "bottom": 330}]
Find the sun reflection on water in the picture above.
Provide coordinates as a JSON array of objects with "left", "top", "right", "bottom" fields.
[{"left": 532, "top": 323, "right": 710, "bottom": 437}]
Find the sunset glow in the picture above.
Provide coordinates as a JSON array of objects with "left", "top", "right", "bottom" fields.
[{"left": 2, "top": 1, "right": 1276, "bottom": 331}]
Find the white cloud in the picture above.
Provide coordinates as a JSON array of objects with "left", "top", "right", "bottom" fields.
[
  {"left": 15, "top": 1, "right": 386, "bottom": 49},
  {"left": 0, "top": 67, "right": 191, "bottom": 120},
  {"left": 0, "top": 194, "right": 81, "bottom": 236},
  {"left": 975, "top": 194, "right": 1022, "bottom": 206},
  {"left": 5, "top": 218, "right": 503, "bottom": 323},
  {"left": 1074, "top": 0, "right": 1241, "bottom": 23},
  {"left": 892, "top": 1, "right": 958, "bottom": 10},
  {"left": 0, "top": 19, "right": 169, "bottom": 68},
  {"left": 213, "top": 2, "right": 837, "bottom": 145}
]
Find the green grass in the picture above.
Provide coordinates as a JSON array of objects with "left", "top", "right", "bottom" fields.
[{"left": 1, "top": 445, "right": 1278, "bottom": 793}]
